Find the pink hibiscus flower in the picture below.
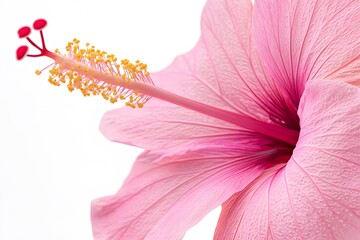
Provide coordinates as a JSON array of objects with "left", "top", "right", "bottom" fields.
[{"left": 17, "top": 0, "right": 360, "bottom": 239}]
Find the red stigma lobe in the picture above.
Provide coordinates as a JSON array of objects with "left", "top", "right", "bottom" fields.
[
  {"left": 18, "top": 26, "right": 31, "bottom": 38},
  {"left": 16, "top": 45, "right": 29, "bottom": 60},
  {"left": 33, "top": 19, "right": 47, "bottom": 30}
]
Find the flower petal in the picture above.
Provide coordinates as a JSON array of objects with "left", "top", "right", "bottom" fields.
[
  {"left": 253, "top": 0, "right": 360, "bottom": 103},
  {"left": 197, "top": 0, "right": 283, "bottom": 119},
  {"left": 215, "top": 80, "right": 360, "bottom": 239},
  {"left": 91, "top": 141, "right": 274, "bottom": 240},
  {"left": 100, "top": 0, "right": 295, "bottom": 150}
]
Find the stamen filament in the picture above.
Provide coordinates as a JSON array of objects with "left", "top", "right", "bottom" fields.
[
  {"left": 45, "top": 51, "right": 299, "bottom": 145},
  {"left": 139, "top": 86, "right": 299, "bottom": 145}
]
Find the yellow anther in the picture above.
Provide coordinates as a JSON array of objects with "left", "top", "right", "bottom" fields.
[
  {"left": 121, "top": 59, "right": 129, "bottom": 65},
  {"left": 67, "top": 85, "right": 74, "bottom": 92},
  {"left": 46, "top": 39, "right": 154, "bottom": 108},
  {"left": 140, "top": 64, "right": 147, "bottom": 70},
  {"left": 35, "top": 69, "right": 41, "bottom": 75}
]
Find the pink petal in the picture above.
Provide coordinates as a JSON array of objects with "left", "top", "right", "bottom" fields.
[
  {"left": 100, "top": 0, "right": 297, "bottom": 150},
  {"left": 253, "top": 0, "right": 360, "bottom": 102},
  {"left": 215, "top": 80, "right": 360, "bottom": 239},
  {"left": 196, "top": 0, "right": 283, "bottom": 119},
  {"left": 91, "top": 141, "right": 275, "bottom": 240}
]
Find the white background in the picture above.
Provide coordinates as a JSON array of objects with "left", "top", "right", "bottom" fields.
[{"left": 0, "top": 0, "right": 225, "bottom": 239}]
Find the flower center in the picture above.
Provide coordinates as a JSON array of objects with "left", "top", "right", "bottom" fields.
[{"left": 17, "top": 19, "right": 300, "bottom": 147}]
